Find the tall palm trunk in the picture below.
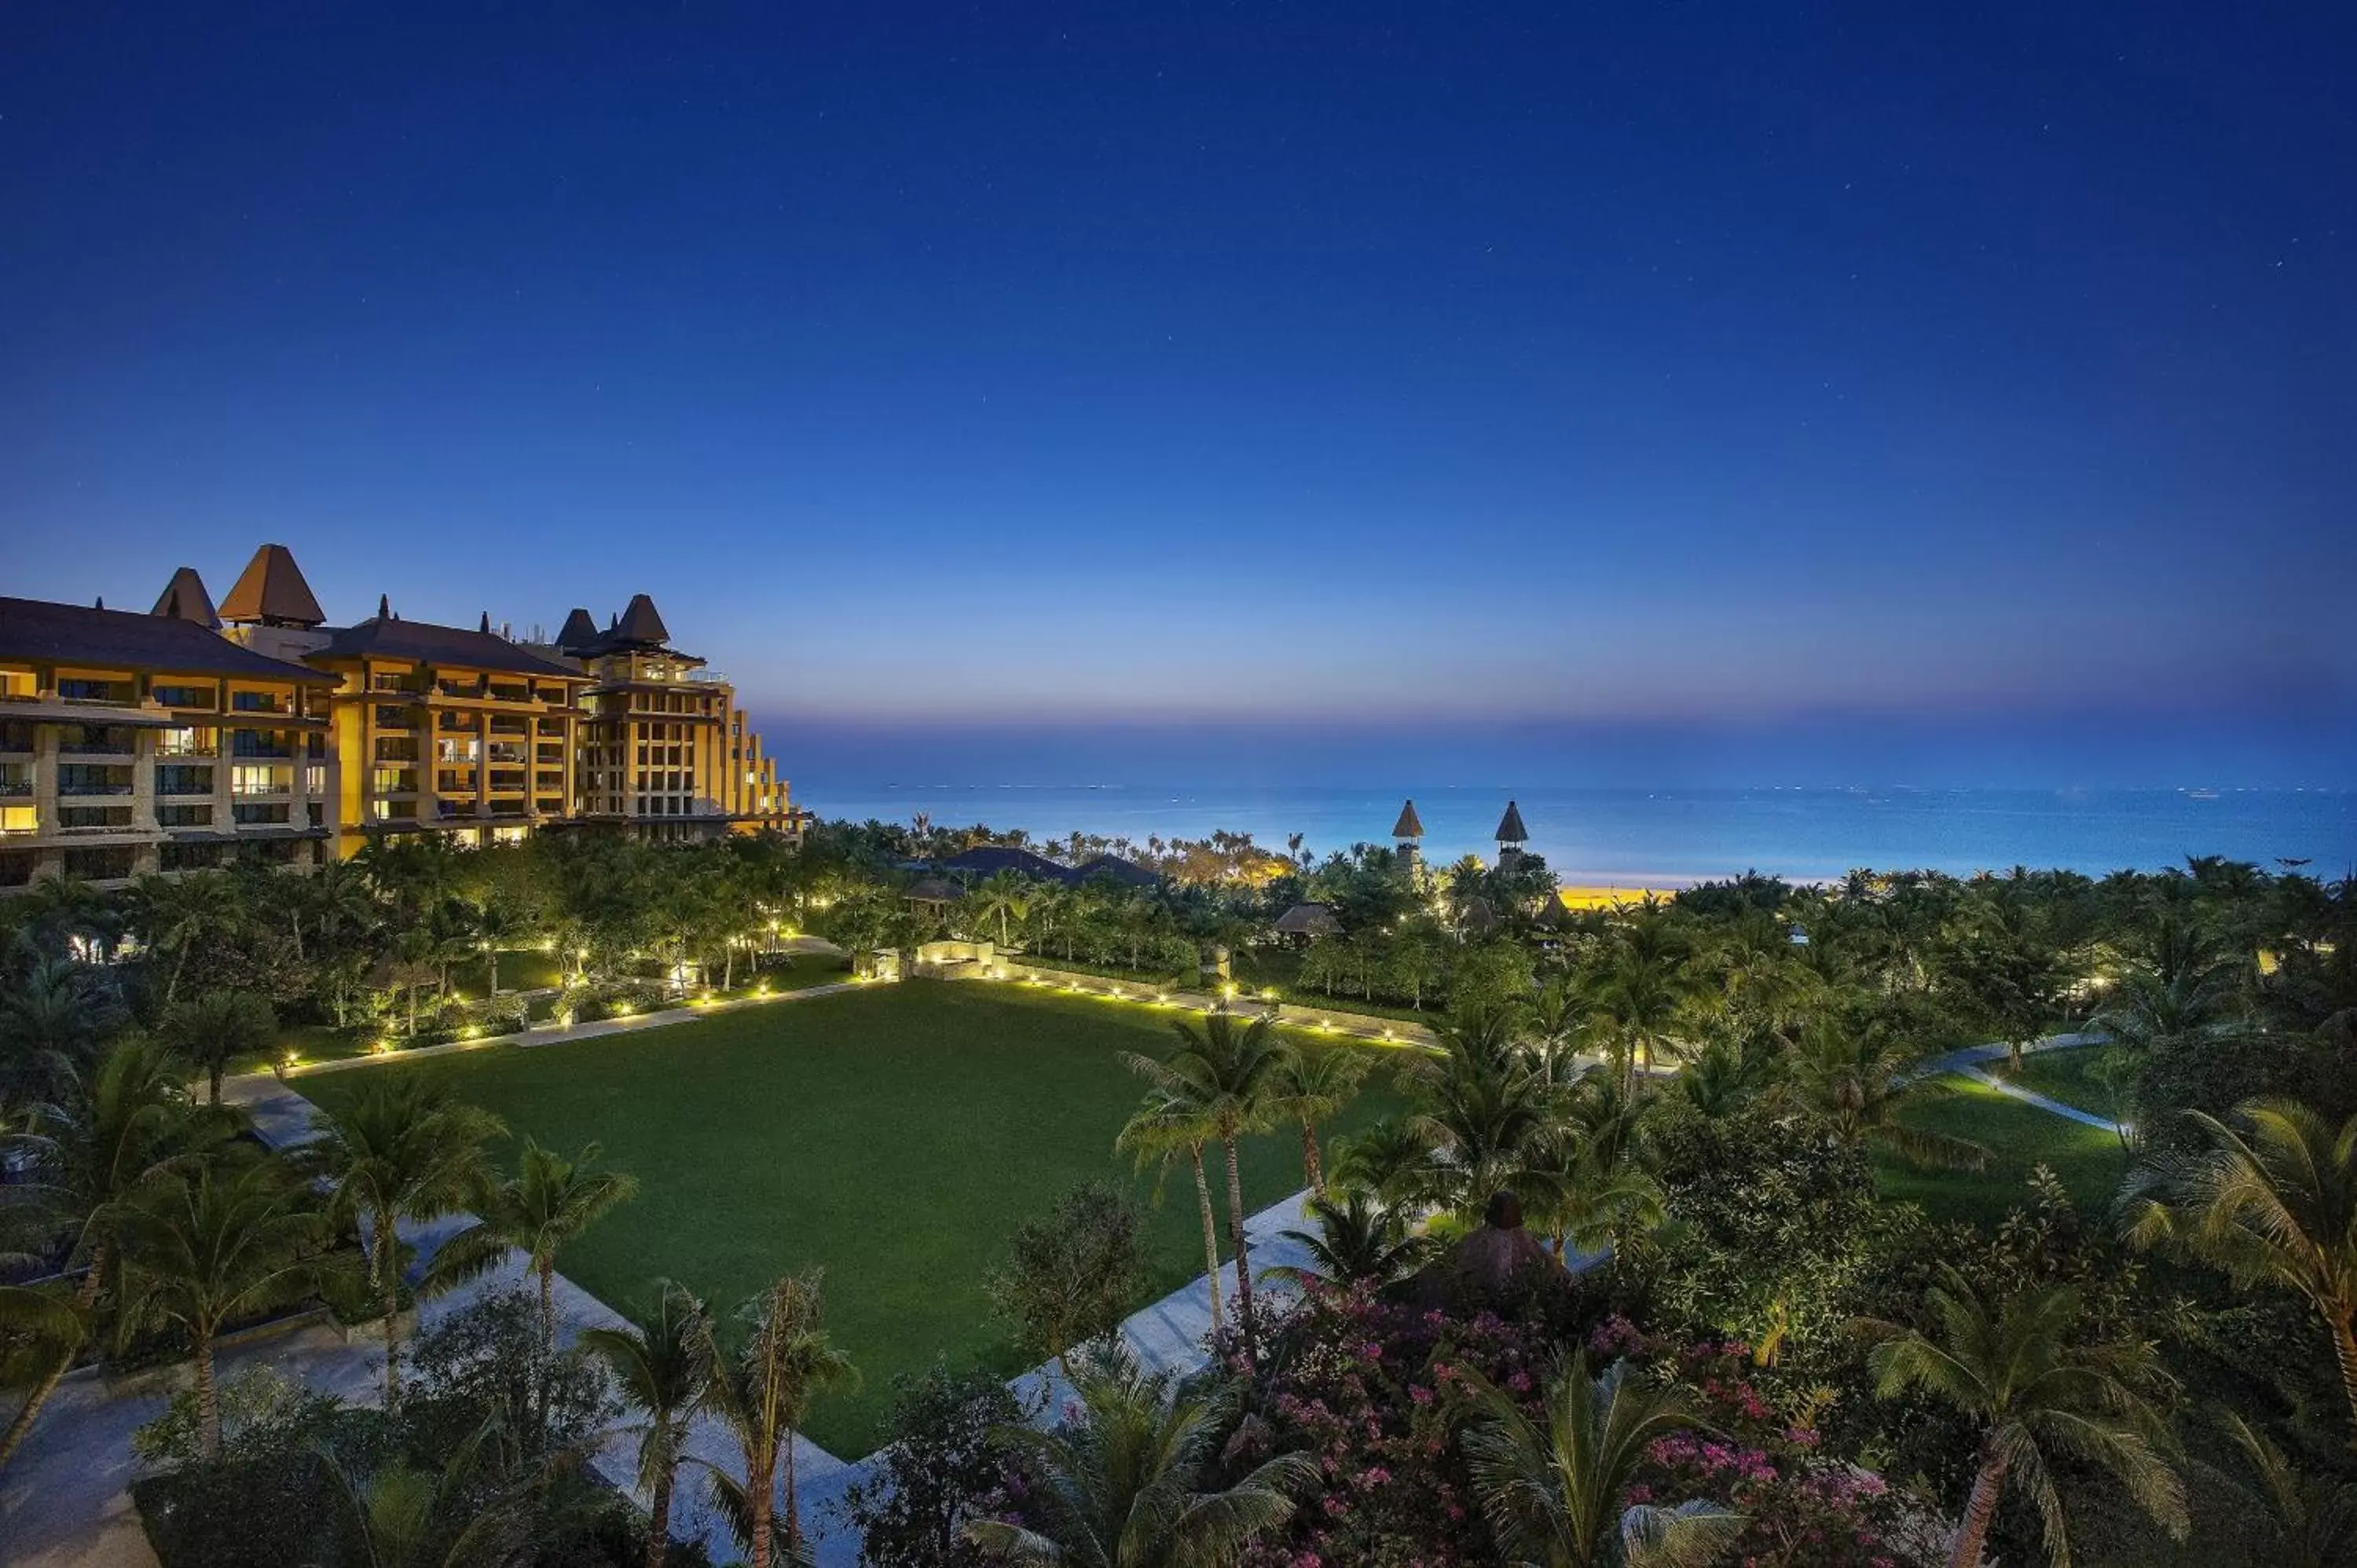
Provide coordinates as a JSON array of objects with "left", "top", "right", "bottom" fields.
[
  {"left": 2331, "top": 1306, "right": 2357, "bottom": 1442},
  {"left": 0, "top": 1259, "right": 103, "bottom": 1472},
  {"left": 646, "top": 1461, "right": 676, "bottom": 1568},
  {"left": 1189, "top": 1143, "right": 1222, "bottom": 1337},
  {"left": 374, "top": 1203, "right": 403, "bottom": 1411},
  {"left": 1299, "top": 1119, "right": 1323, "bottom": 1193},
  {"left": 488, "top": 947, "right": 501, "bottom": 997},
  {"left": 1222, "top": 1135, "right": 1256, "bottom": 1360},
  {"left": 748, "top": 1476, "right": 775, "bottom": 1568},
  {"left": 1950, "top": 1453, "right": 2008, "bottom": 1568},
  {"left": 193, "top": 1328, "right": 223, "bottom": 1460},
  {"left": 538, "top": 1258, "right": 558, "bottom": 1352}
]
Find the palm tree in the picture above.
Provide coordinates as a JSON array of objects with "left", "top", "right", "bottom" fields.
[
  {"left": 431, "top": 1137, "right": 638, "bottom": 1349},
  {"left": 1329, "top": 1116, "right": 1437, "bottom": 1208},
  {"left": 306, "top": 1076, "right": 504, "bottom": 1409},
  {"left": 1457, "top": 1350, "right": 1744, "bottom": 1568},
  {"left": 115, "top": 1150, "right": 328, "bottom": 1460},
  {"left": 1270, "top": 1042, "right": 1369, "bottom": 1194},
  {"left": 1857, "top": 1268, "right": 2186, "bottom": 1567},
  {"left": 159, "top": 988, "right": 278, "bottom": 1106},
  {"left": 693, "top": 1271, "right": 857, "bottom": 1568},
  {"left": 1780, "top": 1021, "right": 1990, "bottom": 1171},
  {"left": 128, "top": 870, "right": 244, "bottom": 1005},
  {"left": 1405, "top": 1012, "right": 1564, "bottom": 1221},
  {"left": 965, "top": 1348, "right": 1314, "bottom": 1568},
  {"left": 967, "top": 870, "right": 1033, "bottom": 951},
  {"left": 1578, "top": 933, "right": 1697, "bottom": 1095},
  {"left": 581, "top": 1282, "right": 713, "bottom": 1568},
  {"left": 1269, "top": 1189, "right": 1433, "bottom": 1290},
  {"left": 2123, "top": 1097, "right": 2357, "bottom": 1439},
  {"left": 2209, "top": 1408, "right": 2357, "bottom": 1568},
  {"left": 319, "top": 1415, "right": 561, "bottom": 1568},
  {"left": 1125, "top": 1013, "right": 1291, "bottom": 1359},
  {"left": 0, "top": 955, "right": 122, "bottom": 1100},
  {"left": 1116, "top": 1088, "right": 1225, "bottom": 1339},
  {"left": 0, "top": 1035, "right": 218, "bottom": 1472}
]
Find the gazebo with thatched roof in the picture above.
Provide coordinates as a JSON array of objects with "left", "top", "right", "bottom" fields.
[{"left": 1494, "top": 800, "right": 1529, "bottom": 870}]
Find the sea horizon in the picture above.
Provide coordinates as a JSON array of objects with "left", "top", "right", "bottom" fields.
[{"left": 793, "top": 782, "right": 2357, "bottom": 888}]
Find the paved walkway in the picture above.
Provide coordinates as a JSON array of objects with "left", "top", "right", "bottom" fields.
[{"left": 1920, "top": 1032, "right": 2128, "bottom": 1134}]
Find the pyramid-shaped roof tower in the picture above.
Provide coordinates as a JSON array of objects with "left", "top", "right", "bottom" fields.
[
  {"left": 1391, "top": 799, "right": 1425, "bottom": 838},
  {"left": 611, "top": 593, "right": 669, "bottom": 646},
  {"left": 218, "top": 544, "right": 325, "bottom": 628},
  {"left": 555, "top": 607, "right": 601, "bottom": 653},
  {"left": 150, "top": 567, "right": 219, "bottom": 627},
  {"left": 1494, "top": 800, "right": 1529, "bottom": 843}
]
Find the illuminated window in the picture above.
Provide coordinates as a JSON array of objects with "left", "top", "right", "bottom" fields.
[{"left": 0, "top": 804, "right": 36, "bottom": 833}]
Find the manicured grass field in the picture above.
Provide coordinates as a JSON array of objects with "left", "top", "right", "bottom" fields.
[
  {"left": 302, "top": 980, "right": 1402, "bottom": 1455},
  {"left": 2006, "top": 1042, "right": 2130, "bottom": 1120},
  {"left": 1876, "top": 1075, "right": 2131, "bottom": 1229}
]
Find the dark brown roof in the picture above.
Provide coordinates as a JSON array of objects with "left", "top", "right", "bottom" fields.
[
  {"left": 1272, "top": 902, "right": 1342, "bottom": 937},
  {"left": 0, "top": 596, "right": 334, "bottom": 683},
  {"left": 611, "top": 594, "right": 670, "bottom": 646},
  {"left": 1391, "top": 799, "right": 1424, "bottom": 838},
  {"left": 1494, "top": 800, "right": 1528, "bottom": 843},
  {"left": 310, "top": 617, "right": 586, "bottom": 680},
  {"left": 218, "top": 544, "right": 326, "bottom": 627},
  {"left": 555, "top": 608, "right": 600, "bottom": 653},
  {"left": 150, "top": 568, "right": 218, "bottom": 627},
  {"left": 904, "top": 877, "right": 964, "bottom": 903}
]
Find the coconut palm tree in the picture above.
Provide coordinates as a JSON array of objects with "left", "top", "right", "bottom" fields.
[
  {"left": 0, "top": 1035, "right": 220, "bottom": 1472},
  {"left": 1125, "top": 1013, "right": 1290, "bottom": 1359},
  {"left": 966, "top": 870, "right": 1033, "bottom": 951},
  {"left": 306, "top": 1076, "right": 505, "bottom": 1409},
  {"left": 1780, "top": 1021, "right": 1991, "bottom": 1171},
  {"left": 159, "top": 988, "right": 278, "bottom": 1107},
  {"left": 1856, "top": 1268, "right": 2186, "bottom": 1567},
  {"left": 693, "top": 1271, "right": 858, "bottom": 1568},
  {"left": 1404, "top": 1011, "right": 1565, "bottom": 1222},
  {"left": 0, "top": 955, "right": 123, "bottom": 1101},
  {"left": 581, "top": 1282, "right": 713, "bottom": 1568},
  {"left": 1116, "top": 1087, "right": 1225, "bottom": 1339},
  {"left": 1268, "top": 1189, "right": 1433, "bottom": 1290},
  {"left": 127, "top": 870, "right": 244, "bottom": 1005},
  {"left": 431, "top": 1137, "right": 638, "bottom": 1350},
  {"left": 965, "top": 1348, "right": 1314, "bottom": 1568},
  {"left": 1457, "top": 1350, "right": 1744, "bottom": 1568},
  {"left": 2209, "top": 1408, "right": 2357, "bottom": 1568},
  {"left": 319, "top": 1414, "right": 561, "bottom": 1568},
  {"left": 1578, "top": 932, "right": 1698, "bottom": 1095},
  {"left": 1269, "top": 1042, "right": 1369, "bottom": 1194},
  {"left": 115, "top": 1149, "right": 329, "bottom": 1460},
  {"left": 1329, "top": 1116, "right": 1438, "bottom": 1208},
  {"left": 2123, "top": 1097, "right": 2357, "bottom": 1439}
]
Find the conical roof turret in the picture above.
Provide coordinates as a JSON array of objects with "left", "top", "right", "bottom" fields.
[
  {"left": 1494, "top": 800, "right": 1528, "bottom": 844},
  {"left": 555, "top": 607, "right": 600, "bottom": 652},
  {"left": 218, "top": 544, "right": 324, "bottom": 628},
  {"left": 1391, "top": 799, "right": 1424, "bottom": 839},
  {"left": 611, "top": 593, "right": 669, "bottom": 646},
  {"left": 150, "top": 567, "right": 218, "bottom": 627}
]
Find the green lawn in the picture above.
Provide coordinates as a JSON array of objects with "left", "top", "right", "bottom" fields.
[
  {"left": 2006, "top": 1042, "right": 2130, "bottom": 1120},
  {"left": 1875, "top": 1075, "right": 2131, "bottom": 1229},
  {"left": 302, "top": 980, "right": 1401, "bottom": 1456}
]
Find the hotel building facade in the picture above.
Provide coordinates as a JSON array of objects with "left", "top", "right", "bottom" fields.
[{"left": 0, "top": 544, "right": 801, "bottom": 889}]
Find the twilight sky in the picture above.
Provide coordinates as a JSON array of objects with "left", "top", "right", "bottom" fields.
[{"left": 3, "top": 3, "right": 2352, "bottom": 786}]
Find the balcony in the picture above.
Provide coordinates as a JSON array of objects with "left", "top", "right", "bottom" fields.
[
  {"left": 58, "top": 727, "right": 138, "bottom": 757},
  {"left": 229, "top": 739, "right": 295, "bottom": 760}
]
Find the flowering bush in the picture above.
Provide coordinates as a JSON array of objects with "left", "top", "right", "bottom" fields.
[{"left": 1232, "top": 1286, "right": 1921, "bottom": 1568}]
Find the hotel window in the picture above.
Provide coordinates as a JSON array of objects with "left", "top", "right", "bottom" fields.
[
  {"left": 231, "top": 689, "right": 285, "bottom": 713},
  {"left": 157, "top": 727, "right": 214, "bottom": 757},
  {"left": 233, "top": 802, "right": 291, "bottom": 826},
  {"left": 231, "top": 765, "right": 288, "bottom": 797},
  {"left": 304, "top": 764, "right": 325, "bottom": 795},
  {"left": 155, "top": 765, "right": 212, "bottom": 797},
  {"left": 153, "top": 683, "right": 214, "bottom": 709},
  {"left": 0, "top": 804, "right": 37, "bottom": 835},
  {"left": 157, "top": 804, "right": 213, "bottom": 827}
]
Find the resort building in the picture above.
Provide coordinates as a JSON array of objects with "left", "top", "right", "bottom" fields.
[
  {"left": 0, "top": 588, "right": 339, "bottom": 890},
  {"left": 0, "top": 542, "right": 804, "bottom": 888},
  {"left": 547, "top": 594, "right": 797, "bottom": 842}
]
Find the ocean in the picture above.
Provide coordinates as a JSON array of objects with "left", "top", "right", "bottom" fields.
[{"left": 794, "top": 784, "right": 2357, "bottom": 888}]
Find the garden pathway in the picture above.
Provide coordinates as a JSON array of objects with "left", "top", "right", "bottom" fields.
[{"left": 1919, "top": 1032, "right": 2129, "bottom": 1134}]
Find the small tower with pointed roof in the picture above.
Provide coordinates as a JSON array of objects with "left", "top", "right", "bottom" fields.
[
  {"left": 1494, "top": 800, "right": 1529, "bottom": 871},
  {"left": 150, "top": 567, "right": 219, "bottom": 627},
  {"left": 1392, "top": 797, "right": 1425, "bottom": 874},
  {"left": 218, "top": 544, "right": 332, "bottom": 661}
]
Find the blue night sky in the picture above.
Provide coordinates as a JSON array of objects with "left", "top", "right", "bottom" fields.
[{"left": 3, "top": 3, "right": 2352, "bottom": 789}]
